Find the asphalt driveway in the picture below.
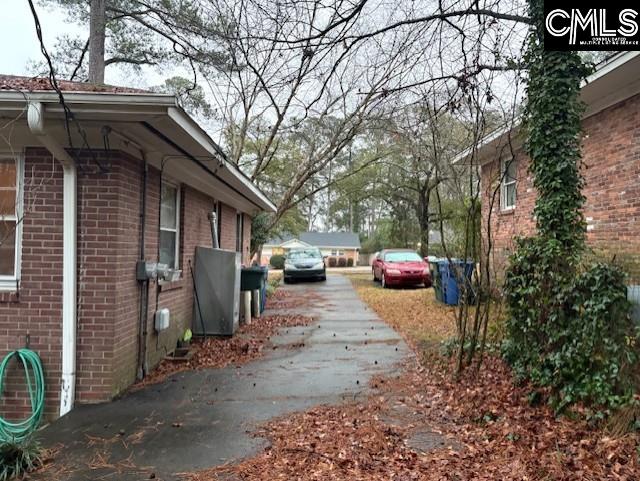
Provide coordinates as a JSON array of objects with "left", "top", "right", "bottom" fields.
[{"left": 35, "top": 274, "right": 409, "bottom": 480}]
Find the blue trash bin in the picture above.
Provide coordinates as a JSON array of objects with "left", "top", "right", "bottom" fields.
[{"left": 436, "top": 259, "right": 474, "bottom": 306}]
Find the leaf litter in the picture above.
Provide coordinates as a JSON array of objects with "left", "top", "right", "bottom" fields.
[
  {"left": 182, "top": 276, "right": 639, "bottom": 480},
  {"left": 135, "top": 313, "right": 314, "bottom": 388}
]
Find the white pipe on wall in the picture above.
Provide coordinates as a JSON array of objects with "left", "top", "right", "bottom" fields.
[{"left": 27, "top": 102, "right": 78, "bottom": 417}]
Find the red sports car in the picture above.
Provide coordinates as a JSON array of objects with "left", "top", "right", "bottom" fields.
[{"left": 372, "top": 249, "right": 432, "bottom": 288}]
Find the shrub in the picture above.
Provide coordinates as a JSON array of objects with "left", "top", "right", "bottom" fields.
[
  {"left": 328, "top": 257, "right": 337, "bottom": 267},
  {"left": 0, "top": 438, "right": 43, "bottom": 481},
  {"left": 265, "top": 273, "right": 282, "bottom": 298},
  {"left": 337, "top": 257, "right": 347, "bottom": 267},
  {"left": 347, "top": 258, "right": 354, "bottom": 267},
  {"left": 269, "top": 254, "right": 285, "bottom": 269},
  {"left": 504, "top": 244, "right": 637, "bottom": 412}
]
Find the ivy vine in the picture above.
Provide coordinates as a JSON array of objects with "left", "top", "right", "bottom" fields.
[{"left": 503, "top": 0, "right": 638, "bottom": 413}]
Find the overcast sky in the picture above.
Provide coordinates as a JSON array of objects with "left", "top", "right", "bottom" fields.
[
  {"left": 0, "top": 2, "right": 159, "bottom": 87},
  {"left": 0, "top": 2, "right": 82, "bottom": 76}
]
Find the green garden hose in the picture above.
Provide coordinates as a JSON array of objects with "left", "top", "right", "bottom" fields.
[{"left": 0, "top": 349, "right": 45, "bottom": 443}]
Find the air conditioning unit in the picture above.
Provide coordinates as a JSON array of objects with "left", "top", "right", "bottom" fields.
[{"left": 155, "top": 308, "right": 170, "bottom": 331}]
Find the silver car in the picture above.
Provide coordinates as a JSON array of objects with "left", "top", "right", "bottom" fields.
[{"left": 283, "top": 248, "right": 327, "bottom": 283}]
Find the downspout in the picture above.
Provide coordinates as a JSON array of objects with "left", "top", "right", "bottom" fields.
[{"left": 27, "top": 102, "right": 77, "bottom": 417}]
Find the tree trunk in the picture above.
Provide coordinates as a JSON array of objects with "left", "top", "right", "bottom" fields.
[
  {"left": 349, "top": 200, "right": 353, "bottom": 231},
  {"left": 419, "top": 223, "right": 430, "bottom": 257},
  {"left": 417, "top": 191, "right": 430, "bottom": 257},
  {"left": 326, "top": 160, "right": 332, "bottom": 230},
  {"left": 307, "top": 192, "right": 315, "bottom": 230},
  {"left": 88, "top": 0, "right": 106, "bottom": 84}
]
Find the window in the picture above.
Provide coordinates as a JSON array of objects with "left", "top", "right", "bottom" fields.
[
  {"left": 384, "top": 251, "right": 422, "bottom": 262},
  {"left": 501, "top": 158, "right": 517, "bottom": 210},
  {"left": 236, "top": 212, "right": 244, "bottom": 253},
  {"left": 331, "top": 249, "right": 345, "bottom": 256},
  {"left": 160, "top": 182, "right": 180, "bottom": 269},
  {"left": 0, "top": 153, "right": 23, "bottom": 290},
  {"left": 287, "top": 248, "right": 322, "bottom": 260}
]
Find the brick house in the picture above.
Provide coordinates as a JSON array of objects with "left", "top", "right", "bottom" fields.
[
  {"left": 457, "top": 52, "right": 640, "bottom": 284},
  {"left": 0, "top": 76, "right": 275, "bottom": 421},
  {"left": 261, "top": 232, "right": 361, "bottom": 265}
]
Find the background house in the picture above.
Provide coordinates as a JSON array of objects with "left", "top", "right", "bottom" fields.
[
  {"left": 0, "top": 76, "right": 275, "bottom": 421},
  {"left": 262, "top": 232, "right": 361, "bottom": 265},
  {"left": 461, "top": 52, "right": 640, "bottom": 284}
]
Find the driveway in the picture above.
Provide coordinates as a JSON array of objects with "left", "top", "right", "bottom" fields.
[{"left": 36, "top": 274, "right": 409, "bottom": 480}]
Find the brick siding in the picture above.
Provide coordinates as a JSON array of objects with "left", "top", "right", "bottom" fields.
[
  {"left": 482, "top": 93, "right": 640, "bottom": 283},
  {"left": 0, "top": 148, "right": 253, "bottom": 420}
]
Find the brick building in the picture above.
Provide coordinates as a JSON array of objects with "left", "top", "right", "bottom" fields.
[
  {"left": 0, "top": 76, "right": 275, "bottom": 421},
  {"left": 457, "top": 52, "right": 640, "bottom": 283}
]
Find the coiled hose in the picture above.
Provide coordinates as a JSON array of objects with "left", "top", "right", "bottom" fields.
[{"left": 0, "top": 349, "right": 45, "bottom": 443}]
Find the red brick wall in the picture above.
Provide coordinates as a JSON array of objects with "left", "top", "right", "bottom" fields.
[
  {"left": 75, "top": 150, "right": 126, "bottom": 404},
  {"left": 0, "top": 149, "right": 64, "bottom": 420},
  {"left": 482, "top": 93, "right": 640, "bottom": 282},
  {"left": 581, "top": 94, "right": 640, "bottom": 281},
  {"left": 218, "top": 203, "right": 237, "bottom": 252},
  {"left": 0, "top": 148, "right": 254, "bottom": 420}
]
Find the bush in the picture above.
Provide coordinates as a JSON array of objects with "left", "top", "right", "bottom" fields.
[
  {"left": 504, "top": 238, "right": 637, "bottom": 412},
  {"left": 328, "top": 257, "right": 337, "bottom": 267},
  {"left": 337, "top": 257, "right": 347, "bottom": 267},
  {"left": 269, "top": 254, "right": 285, "bottom": 269},
  {"left": 347, "top": 258, "right": 354, "bottom": 267},
  {"left": 266, "top": 272, "right": 281, "bottom": 293}
]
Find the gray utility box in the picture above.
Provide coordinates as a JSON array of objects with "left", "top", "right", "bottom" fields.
[{"left": 192, "top": 246, "right": 241, "bottom": 336}]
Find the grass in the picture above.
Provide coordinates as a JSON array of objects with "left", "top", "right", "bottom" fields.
[{"left": 346, "top": 273, "right": 458, "bottom": 353}]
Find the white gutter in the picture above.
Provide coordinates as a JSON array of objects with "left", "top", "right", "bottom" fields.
[
  {"left": 0, "top": 90, "right": 175, "bottom": 105},
  {"left": 27, "top": 102, "right": 77, "bottom": 417},
  {"left": 585, "top": 51, "right": 640, "bottom": 85}
]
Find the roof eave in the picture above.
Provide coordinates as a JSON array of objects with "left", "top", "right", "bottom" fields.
[
  {"left": 166, "top": 107, "right": 276, "bottom": 213},
  {"left": 452, "top": 51, "right": 640, "bottom": 166},
  {"left": 0, "top": 89, "right": 276, "bottom": 214}
]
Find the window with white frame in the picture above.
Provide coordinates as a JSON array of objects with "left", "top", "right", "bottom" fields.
[
  {"left": 160, "top": 182, "right": 180, "bottom": 269},
  {"left": 331, "top": 249, "right": 345, "bottom": 256},
  {"left": 501, "top": 158, "right": 517, "bottom": 210},
  {"left": 0, "top": 153, "right": 23, "bottom": 289}
]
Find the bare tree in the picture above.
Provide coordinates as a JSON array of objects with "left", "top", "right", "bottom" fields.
[{"left": 201, "top": 0, "right": 428, "bottom": 236}]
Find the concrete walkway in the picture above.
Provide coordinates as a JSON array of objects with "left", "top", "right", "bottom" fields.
[{"left": 36, "top": 275, "right": 409, "bottom": 480}]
